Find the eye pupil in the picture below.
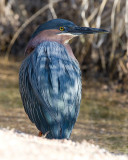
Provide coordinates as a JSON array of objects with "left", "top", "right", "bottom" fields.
[{"left": 60, "top": 27, "right": 64, "bottom": 31}]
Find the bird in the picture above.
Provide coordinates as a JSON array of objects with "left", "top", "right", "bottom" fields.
[{"left": 19, "top": 19, "right": 108, "bottom": 139}]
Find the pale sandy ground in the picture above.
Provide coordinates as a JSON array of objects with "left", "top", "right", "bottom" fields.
[{"left": 0, "top": 128, "right": 127, "bottom": 160}]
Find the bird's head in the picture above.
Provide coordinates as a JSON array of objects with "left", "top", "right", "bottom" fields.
[{"left": 25, "top": 19, "right": 108, "bottom": 54}]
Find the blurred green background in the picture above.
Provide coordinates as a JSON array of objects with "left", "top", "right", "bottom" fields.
[{"left": 0, "top": 0, "right": 128, "bottom": 154}]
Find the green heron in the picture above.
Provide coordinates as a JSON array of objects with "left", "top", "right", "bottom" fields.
[{"left": 19, "top": 19, "right": 108, "bottom": 139}]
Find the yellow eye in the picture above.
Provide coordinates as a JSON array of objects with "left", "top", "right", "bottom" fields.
[{"left": 59, "top": 27, "right": 64, "bottom": 31}]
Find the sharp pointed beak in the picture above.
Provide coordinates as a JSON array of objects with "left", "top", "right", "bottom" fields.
[{"left": 68, "top": 26, "right": 109, "bottom": 35}]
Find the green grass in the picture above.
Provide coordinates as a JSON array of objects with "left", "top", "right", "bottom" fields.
[{"left": 0, "top": 59, "right": 22, "bottom": 108}]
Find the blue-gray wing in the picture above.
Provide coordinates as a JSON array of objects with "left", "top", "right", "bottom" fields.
[{"left": 19, "top": 41, "right": 81, "bottom": 139}]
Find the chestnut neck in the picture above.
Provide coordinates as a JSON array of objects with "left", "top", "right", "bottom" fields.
[{"left": 25, "top": 29, "right": 76, "bottom": 60}]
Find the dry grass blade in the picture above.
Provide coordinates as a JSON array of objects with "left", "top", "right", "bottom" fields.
[
  {"left": 87, "top": 8, "right": 98, "bottom": 24},
  {"left": 119, "top": 59, "right": 128, "bottom": 74},
  {"left": 49, "top": 0, "right": 57, "bottom": 19},
  {"left": 125, "top": 0, "right": 128, "bottom": 70},
  {"left": 111, "top": 0, "right": 120, "bottom": 30},
  {"left": 96, "top": 0, "right": 108, "bottom": 28},
  {"left": 0, "top": 0, "right": 5, "bottom": 17},
  {"left": 99, "top": 47, "right": 106, "bottom": 71},
  {"left": 80, "top": 0, "right": 89, "bottom": 27},
  {"left": 125, "top": 0, "right": 128, "bottom": 55},
  {"left": 109, "top": 0, "right": 120, "bottom": 67}
]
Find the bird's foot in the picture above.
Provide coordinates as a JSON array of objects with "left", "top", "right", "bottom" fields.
[{"left": 38, "top": 131, "right": 42, "bottom": 137}]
